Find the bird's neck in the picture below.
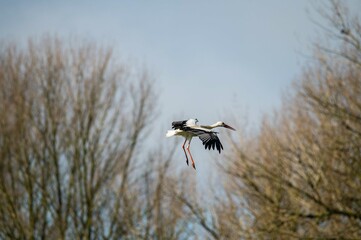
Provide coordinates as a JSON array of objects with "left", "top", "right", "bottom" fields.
[{"left": 200, "top": 123, "right": 220, "bottom": 129}]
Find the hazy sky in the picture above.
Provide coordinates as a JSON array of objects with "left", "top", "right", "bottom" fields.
[
  {"left": 1, "top": 1, "right": 360, "bottom": 175},
  {"left": 0, "top": 1, "right": 325, "bottom": 121}
]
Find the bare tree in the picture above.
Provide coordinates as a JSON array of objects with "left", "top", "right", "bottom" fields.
[
  {"left": 214, "top": 1, "right": 361, "bottom": 239},
  {"left": 0, "top": 37, "right": 164, "bottom": 239}
]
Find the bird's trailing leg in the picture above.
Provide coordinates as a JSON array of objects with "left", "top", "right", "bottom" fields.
[
  {"left": 186, "top": 139, "right": 196, "bottom": 170},
  {"left": 182, "top": 138, "right": 189, "bottom": 166}
]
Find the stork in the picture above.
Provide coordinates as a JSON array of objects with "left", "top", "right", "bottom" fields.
[{"left": 166, "top": 119, "right": 236, "bottom": 170}]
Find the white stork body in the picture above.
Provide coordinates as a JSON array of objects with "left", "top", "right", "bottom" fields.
[{"left": 166, "top": 118, "right": 235, "bottom": 169}]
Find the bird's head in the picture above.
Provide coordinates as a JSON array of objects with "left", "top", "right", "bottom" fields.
[{"left": 217, "top": 121, "right": 236, "bottom": 131}]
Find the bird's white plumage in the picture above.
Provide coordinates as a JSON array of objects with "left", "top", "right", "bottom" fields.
[
  {"left": 166, "top": 130, "right": 176, "bottom": 137},
  {"left": 185, "top": 118, "right": 198, "bottom": 127}
]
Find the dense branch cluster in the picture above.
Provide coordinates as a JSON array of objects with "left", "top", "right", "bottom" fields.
[{"left": 0, "top": 38, "right": 193, "bottom": 239}]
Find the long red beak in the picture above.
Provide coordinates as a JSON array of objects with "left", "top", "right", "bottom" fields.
[{"left": 224, "top": 123, "right": 236, "bottom": 131}]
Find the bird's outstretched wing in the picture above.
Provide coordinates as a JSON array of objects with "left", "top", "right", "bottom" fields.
[
  {"left": 188, "top": 129, "right": 223, "bottom": 153},
  {"left": 198, "top": 132, "right": 223, "bottom": 153}
]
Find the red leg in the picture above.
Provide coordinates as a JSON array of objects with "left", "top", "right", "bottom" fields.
[
  {"left": 182, "top": 138, "right": 189, "bottom": 166},
  {"left": 186, "top": 140, "right": 196, "bottom": 170}
]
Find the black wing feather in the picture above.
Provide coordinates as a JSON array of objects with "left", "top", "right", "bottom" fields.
[
  {"left": 172, "top": 120, "right": 188, "bottom": 130},
  {"left": 197, "top": 131, "right": 223, "bottom": 154}
]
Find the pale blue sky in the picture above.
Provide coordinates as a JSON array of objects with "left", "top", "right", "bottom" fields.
[
  {"left": 0, "top": 1, "right": 320, "bottom": 122},
  {"left": 1, "top": 1, "right": 360, "bottom": 175}
]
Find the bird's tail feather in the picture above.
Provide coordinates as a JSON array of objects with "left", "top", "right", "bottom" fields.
[{"left": 166, "top": 130, "right": 176, "bottom": 137}]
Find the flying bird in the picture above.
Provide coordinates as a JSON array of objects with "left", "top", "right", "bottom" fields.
[{"left": 166, "top": 118, "right": 236, "bottom": 170}]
